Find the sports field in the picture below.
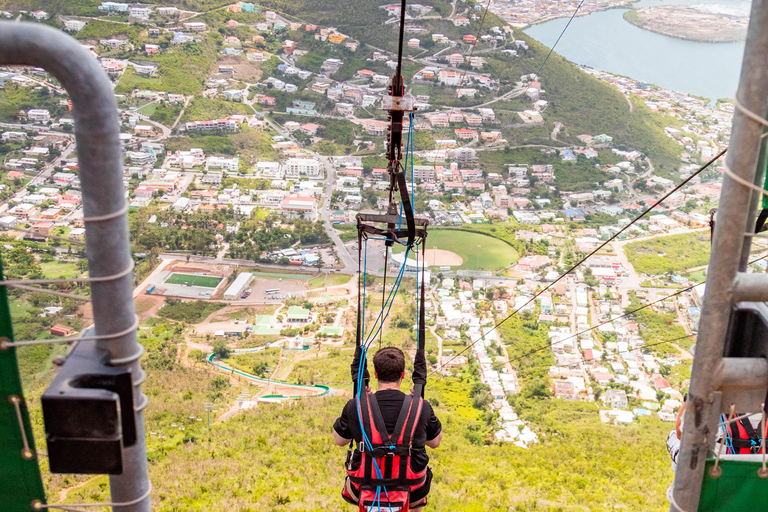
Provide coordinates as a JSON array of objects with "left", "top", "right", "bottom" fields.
[
  {"left": 395, "top": 230, "right": 518, "bottom": 270},
  {"left": 165, "top": 273, "right": 223, "bottom": 288}
]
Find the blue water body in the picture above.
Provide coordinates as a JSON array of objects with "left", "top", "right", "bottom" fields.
[{"left": 524, "top": 0, "right": 749, "bottom": 102}]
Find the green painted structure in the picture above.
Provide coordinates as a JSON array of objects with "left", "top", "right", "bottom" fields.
[{"left": 0, "top": 261, "right": 46, "bottom": 511}]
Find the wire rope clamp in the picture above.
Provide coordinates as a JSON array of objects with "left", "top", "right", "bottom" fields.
[{"left": 41, "top": 339, "right": 136, "bottom": 474}]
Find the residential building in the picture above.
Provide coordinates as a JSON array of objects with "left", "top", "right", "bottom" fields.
[
  {"left": 2, "top": 131, "right": 26, "bottom": 142},
  {"left": 129, "top": 6, "right": 152, "bottom": 19},
  {"left": 606, "top": 389, "right": 628, "bottom": 409},
  {"left": 438, "top": 70, "right": 462, "bottom": 86},
  {"left": 183, "top": 22, "right": 207, "bottom": 31},
  {"left": 99, "top": 2, "right": 129, "bottom": 13},
  {"left": 64, "top": 19, "right": 87, "bottom": 32},
  {"left": 27, "top": 109, "right": 50, "bottom": 122},
  {"left": 206, "top": 156, "right": 239, "bottom": 171},
  {"left": 283, "top": 158, "right": 322, "bottom": 177}
]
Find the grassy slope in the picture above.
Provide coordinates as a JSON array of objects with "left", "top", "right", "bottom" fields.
[
  {"left": 625, "top": 231, "right": 710, "bottom": 275},
  {"left": 394, "top": 229, "right": 519, "bottom": 270},
  {"left": 55, "top": 370, "right": 673, "bottom": 511}
]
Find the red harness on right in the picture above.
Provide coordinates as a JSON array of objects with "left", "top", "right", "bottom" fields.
[
  {"left": 726, "top": 417, "right": 761, "bottom": 454},
  {"left": 343, "top": 392, "right": 428, "bottom": 511}
]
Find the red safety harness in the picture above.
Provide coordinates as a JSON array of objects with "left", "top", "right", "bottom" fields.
[
  {"left": 342, "top": 391, "right": 428, "bottom": 511},
  {"left": 727, "top": 417, "right": 762, "bottom": 454}
]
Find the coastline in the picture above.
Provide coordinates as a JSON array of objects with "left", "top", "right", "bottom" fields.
[
  {"left": 510, "top": 0, "right": 635, "bottom": 29},
  {"left": 622, "top": 8, "right": 747, "bottom": 44}
]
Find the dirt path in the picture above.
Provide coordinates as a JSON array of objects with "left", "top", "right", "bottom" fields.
[{"left": 58, "top": 477, "right": 97, "bottom": 502}]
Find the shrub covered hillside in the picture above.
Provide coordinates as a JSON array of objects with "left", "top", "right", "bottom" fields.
[{"left": 50, "top": 344, "right": 675, "bottom": 511}]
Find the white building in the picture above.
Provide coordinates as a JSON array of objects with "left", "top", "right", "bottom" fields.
[
  {"left": 27, "top": 109, "right": 50, "bottom": 122},
  {"left": 64, "top": 19, "right": 87, "bottom": 32},
  {"left": 129, "top": 6, "right": 152, "bottom": 19},
  {"left": 206, "top": 156, "right": 239, "bottom": 172},
  {"left": 1, "top": 131, "right": 26, "bottom": 141},
  {"left": 172, "top": 197, "right": 190, "bottom": 212},
  {"left": 223, "top": 273, "right": 253, "bottom": 300},
  {"left": 283, "top": 158, "right": 322, "bottom": 178}
]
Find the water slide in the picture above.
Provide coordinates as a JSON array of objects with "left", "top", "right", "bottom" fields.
[{"left": 206, "top": 348, "right": 330, "bottom": 400}]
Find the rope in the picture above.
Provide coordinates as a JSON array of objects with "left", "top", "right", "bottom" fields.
[
  {"left": 0, "top": 261, "right": 134, "bottom": 286},
  {"left": 513, "top": 284, "right": 702, "bottom": 362},
  {"left": 32, "top": 483, "right": 152, "bottom": 511},
  {"left": 6, "top": 226, "right": 87, "bottom": 246},
  {"left": 8, "top": 395, "right": 35, "bottom": 460},
  {"left": 723, "top": 160, "right": 768, "bottom": 199},
  {"left": 760, "top": 405, "right": 768, "bottom": 478},
  {"left": 666, "top": 484, "right": 689, "bottom": 512},
  {"left": 533, "top": 0, "right": 585, "bottom": 81},
  {"left": 437, "top": 147, "right": 725, "bottom": 372},
  {"left": 712, "top": 405, "right": 736, "bottom": 477},
  {"left": 734, "top": 95, "right": 768, "bottom": 128},
  {"left": 6, "top": 283, "right": 91, "bottom": 302},
  {"left": 0, "top": 314, "right": 139, "bottom": 348},
  {"left": 81, "top": 203, "right": 129, "bottom": 223}
]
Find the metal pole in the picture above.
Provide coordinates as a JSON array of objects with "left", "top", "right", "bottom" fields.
[
  {"left": 0, "top": 23, "right": 150, "bottom": 512},
  {"left": 670, "top": 1, "right": 768, "bottom": 509}
]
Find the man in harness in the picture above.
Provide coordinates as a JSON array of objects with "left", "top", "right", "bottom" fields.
[{"left": 333, "top": 347, "right": 442, "bottom": 511}]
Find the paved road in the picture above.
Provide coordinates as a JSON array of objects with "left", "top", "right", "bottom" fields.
[{"left": 259, "top": 114, "right": 358, "bottom": 273}]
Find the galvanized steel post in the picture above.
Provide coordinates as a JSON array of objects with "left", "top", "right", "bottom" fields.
[
  {"left": 0, "top": 23, "right": 150, "bottom": 511},
  {"left": 670, "top": 0, "right": 768, "bottom": 510}
]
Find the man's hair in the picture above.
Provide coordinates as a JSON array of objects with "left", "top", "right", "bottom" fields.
[{"left": 373, "top": 347, "right": 406, "bottom": 383}]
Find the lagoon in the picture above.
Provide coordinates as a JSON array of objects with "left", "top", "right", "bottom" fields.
[{"left": 524, "top": 0, "right": 749, "bottom": 102}]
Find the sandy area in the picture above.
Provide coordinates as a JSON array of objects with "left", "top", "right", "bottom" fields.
[
  {"left": 423, "top": 249, "right": 463, "bottom": 267},
  {"left": 625, "top": 6, "right": 748, "bottom": 42}
]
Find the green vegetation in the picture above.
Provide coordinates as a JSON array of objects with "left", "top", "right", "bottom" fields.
[
  {"left": 157, "top": 299, "right": 226, "bottom": 323},
  {"left": 181, "top": 97, "right": 252, "bottom": 122},
  {"left": 623, "top": 9, "right": 643, "bottom": 26},
  {"left": 225, "top": 348, "right": 281, "bottom": 377},
  {"left": 39, "top": 261, "right": 82, "bottom": 279},
  {"left": 625, "top": 232, "right": 711, "bottom": 275},
  {"left": 0, "top": 84, "right": 67, "bottom": 123},
  {"left": 291, "top": 348, "right": 351, "bottom": 386},
  {"left": 54, "top": 371, "right": 674, "bottom": 511},
  {"left": 165, "top": 273, "right": 223, "bottom": 288},
  {"left": 308, "top": 273, "right": 352, "bottom": 289},
  {"left": 395, "top": 229, "right": 519, "bottom": 270},
  {"left": 137, "top": 102, "right": 157, "bottom": 116},
  {"left": 627, "top": 293, "right": 692, "bottom": 353},
  {"left": 116, "top": 38, "right": 219, "bottom": 95},
  {"left": 165, "top": 134, "right": 237, "bottom": 156},
  {"left": 149, "top": 102, "right": 183, "bottom": 126},
  {"left": 72, "top": 19, "right": 143, "bottom": 43}
]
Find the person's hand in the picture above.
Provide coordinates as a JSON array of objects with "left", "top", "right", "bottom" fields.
[
  {"left": 408, "top": 387, "right": 414, "bottom": 395},
  {"left": 365, "top": 386, "right": 372, "bottom": 394}
]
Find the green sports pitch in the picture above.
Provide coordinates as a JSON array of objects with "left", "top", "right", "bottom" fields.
[{"left": 165, "top": 273, "right": 223, "bottom": 288}]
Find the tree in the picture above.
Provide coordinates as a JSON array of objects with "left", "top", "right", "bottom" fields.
[
  {"left": 252, "top": 361, "right": 269, "bottom": 377},
  {"left": 212, "top": 339, "right": 230, "bottom": 358}
]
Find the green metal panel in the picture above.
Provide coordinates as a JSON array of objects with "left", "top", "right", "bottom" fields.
[
  {"left": 698, "top": 458, "right": 768, "bottom": 511},
  {"left": 0, "top": 259, "right": 47, "bottom": 511}
]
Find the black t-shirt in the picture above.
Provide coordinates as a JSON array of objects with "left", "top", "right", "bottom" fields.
[{"left": 334, "top": 389, "right": 442, "bottom": 472}]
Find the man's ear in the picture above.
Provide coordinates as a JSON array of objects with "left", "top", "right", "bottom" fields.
[
  {"left": 401, "top": 371, "right": 405, "bottom": 380},
  {"left": 374, "top": 371, "right": 378, "bottom": 380}
]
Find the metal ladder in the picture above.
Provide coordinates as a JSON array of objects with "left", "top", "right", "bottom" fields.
[{"left": 670, "top": 0, "right": 768, "bottom": 510}]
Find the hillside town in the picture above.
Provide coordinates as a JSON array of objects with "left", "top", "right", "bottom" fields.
[{"left": 0, "top": 0, "right": 747, "bottom": 441}]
